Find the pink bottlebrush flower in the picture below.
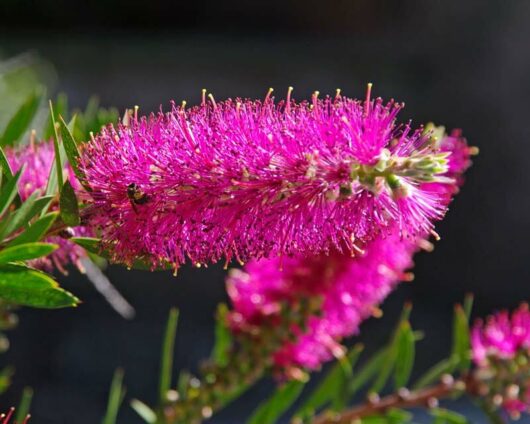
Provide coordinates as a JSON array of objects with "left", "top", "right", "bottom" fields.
[
  {"left": 227, "top": 231, "right": 418, "bottom": 372},
  {"left": 6, "top": 140, "right": 88, "bottom": 274},
  {"left": 472, "top": 304, "right": 530, "bottom": 419},
  {"left": 471, "top": 304, "right": 530, "bottom": 366},
  {"left": 80, "top": 87, "right": 452, "bottom": 269}
]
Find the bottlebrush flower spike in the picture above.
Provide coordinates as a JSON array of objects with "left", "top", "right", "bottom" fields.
[
  {"left": 227, "top": 231, "right": 417, "bottom": 374},
  {"left": 81, "top": 85, "right": 453, "bottom": 269},
  {"left": 472, "top": 303, "right": 530, "bottom": 419},
  {"left": 6, "top": 140, "right": 89, "bottom": 274}
]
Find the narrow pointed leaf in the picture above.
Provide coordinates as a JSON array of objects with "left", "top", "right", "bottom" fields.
[
  {"left": 393, "top": 321, "right": 416, "bottom": 389},
  {"left": 212, "top": 303, "right": 232, "bottom": 367},
  {"left": 0, "top": 263, "right": 79, "bottom": 308},
  {"left": 59, "top": 115, "right": 89, "bottom": 190},
  {"left": 347, "top": 348, "right": 388, "bottom": 400},
  {"left": 71, "top": 237, "right": 171, "bottom": 271},
  {"left": 0, "top": 192, "right": 50, "bottom": 240},
  {"left": 430, "top": 408, "right": 468, "bottom": 424},
  {"left": 71, "top": 236, "right": 101, "bottom": 252},
  {"left": 1, "top": 90, "right": 42, "bottom": 147},
  {"left": 247, "top": 380, "right": 305, "bottom": 424},
  {"left": 463, "top": 294, "right": 474, "bottom": 322},
  {"left": 44, "top": 93, "right": 68, "bottom": 140},
  {"left": 0, "top": 191, "right": 39, "bottom": 239},
  {"left": 0, "top": 167, "right": 24, "bottom": 217},
  {"left": 102, "top": 368, "right": 125, "bottom": 424},
  {"left": 0, "top": 146, "right": 13, "bottom": 179},
  {"left": 412, "top": 355, "right": 460, "bottom": 390},
  {"left": 295, "top": 344, "right": 363, "bottom": 419},
  {"left": 15, "top": 387, "right": 33, "bottom": 423},
  {"left": 386, "top": 408, "right": 413, "bottom": 423},
  {"left": 49, "top": 101, "right": 64, "bottom": 189},
  {"left": 451, "top": 304, "right": 471, "bottom": 372},
  {"left": 59, "top": 180, "right": 80, "bottom": 226},
  {"left": 370, "top": 304, "right": 414, "bottom": 394},
  {"left": 0, "top": 242, "right": 58, "bottom": 264},
  {"left": 7, "top": 212, "right": 58, "bottom": 247},
  {"left": 159, "top": 308, "right": 179, "bottom": 403}
]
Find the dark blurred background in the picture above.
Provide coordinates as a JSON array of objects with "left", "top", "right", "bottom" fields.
[{"left": 1, "top": 1, "right": 529, "bottom": 422}]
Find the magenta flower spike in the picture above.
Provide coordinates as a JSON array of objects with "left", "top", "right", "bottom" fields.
[
  {"left": 472, "top": 304, "right": 530, "bottom": 419},
  {"left": 81, "top": 85, "right": 456, "bottom": 270},
  {"left": 227, "top": 231, "right": 418, "bottom": 373},
  {"left": 6, "top": 140, "right": 89, "bottom": 274}
]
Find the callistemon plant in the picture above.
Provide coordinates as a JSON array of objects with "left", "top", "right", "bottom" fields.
[
  {"left": 14, "top": 84, "right": 530, "bottom": 424},
  {"left": 79, "top": 86, "right": 455, "bottom": 271}
]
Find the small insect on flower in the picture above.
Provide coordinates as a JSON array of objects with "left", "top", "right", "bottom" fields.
[{"left": 126, "top": 183, "right": 149, "bottom": 213}]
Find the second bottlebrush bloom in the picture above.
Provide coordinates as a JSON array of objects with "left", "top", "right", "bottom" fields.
[
  {"left": 80, "top": 86, "right": 454, "bottom": 270},
  {"left": 226, "top": 127, "right": 474, "bottom": 374}
]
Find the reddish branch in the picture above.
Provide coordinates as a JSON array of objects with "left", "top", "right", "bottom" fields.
[{"left": 312, "top": 374, "right": 477, "bottom": 424}]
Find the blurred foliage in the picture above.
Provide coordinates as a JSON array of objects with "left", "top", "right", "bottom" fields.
[{"left": 0, "top": 53, "right": 121, "bottom": 406}]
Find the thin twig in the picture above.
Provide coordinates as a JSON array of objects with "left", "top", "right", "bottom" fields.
[{"left": 312, "top": 374, "right": 476, "bottom": 424}]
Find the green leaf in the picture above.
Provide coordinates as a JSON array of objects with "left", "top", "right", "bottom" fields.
[
  {"left": 159, "top": 308, "right": 179, "bottom": 403},
  {"left": 58, "top": 115, "right": 89, "bottom": 190},
  {"left": 412, "top": 355, "right": 459, "bottom": 390},
  {"left": 49, "top": 101, "right": 64, "bottom": 189},
  {"left": 59, "top": 180, "right": 80, "bottom": 226},
  {"left": 0, "top": 263, "right": 79, "bottom": 308},
  {"left": 44, "top": 93, "right": 68, "bottom": 140},
  {"left": 0, "top": 242, "right": 58, "bottom": 265},
  {"left": 43, "top": 138, "right": 67, "bottom": 210},
  {"left": 0, "top": 193, "right": 53, "bottom": 240},
  {"left": 0, "top": 146, "right": 13, "bottom": 180},
  {"left": 102, "top": 368, "right": 125, "bottom": 424},
  {"left": 393, "top": 321, "right": 416, "bottom": 389},
  {"left": 130, "top": 399, "right": 156, "bottom": 424},
  {"left": 463, "top": 294, "right": 474, "bottom": 322},
  {"left": 212, "top": 303, "right": 232, "bottom": 367},
  {"left": 7, "top": 212, "right": 58, "bottom": 247},
  {"left": 347, "top": 348, "right": 388, "bottom": 400},
  {"left": 15, "top": 386, "right": 33, "bottom": 423},
  {"left": 370, "top": 304, "right": 413, "bottom": 394},
  {"left": 177, "top": 370, "right": 190, "bottom": 400},
  {"left": 451, "top": 304, "right": 471, "bottom": 372},
  {"left": 430, "top": 408, "right": 468, "bottom": 424},
  {"left": 247, "top": 380, "right": 305, "bottom": 424},
  {"left": 1, "top": 90, "right": 42, "bottom": 147},
  {"left": 295, "top": 344, "right": 363, "bottom": 420},
  {"left": 386, "top": 408, "right": 413, "bottom": 423},
  {"left": 71, "top": 237, "right": 171, "bottom": 271},
  {"left": 0, "top": 166, "right": 24, "bottom": 217},
  {"left": 71, "top": 236, "right": 101, "bottom": 252},
  {"left": 0, "top": 191, "right": 39, "bottom": 240}
]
